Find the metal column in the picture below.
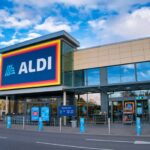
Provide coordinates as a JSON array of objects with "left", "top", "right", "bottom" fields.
[
  {"left": 63, "top": 91, "right": 67, "bottom": 126},
  {"left": 5, "top": 96, "right": 9, "bottom": 114}
]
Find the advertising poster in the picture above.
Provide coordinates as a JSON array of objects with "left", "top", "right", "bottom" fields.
[
  {"left": 41, "top": 106, "right": 50, "bottom": 121},
  {"left": 31, "top": 107, "right": 39, "bottom": 121}
]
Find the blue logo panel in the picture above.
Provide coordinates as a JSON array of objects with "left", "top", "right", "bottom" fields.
[{"left": 58, "top": 106, "right": 76, "bottom": 117}]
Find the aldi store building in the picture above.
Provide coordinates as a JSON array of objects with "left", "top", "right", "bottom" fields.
[{"left": 0, "top": 31, "right": 150, "bottom": 125}]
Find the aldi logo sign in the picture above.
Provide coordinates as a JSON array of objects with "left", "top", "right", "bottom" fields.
[
  {"left": 0, "top": 40, "right": 61, "bottom": 90},
  {"left": 5, "top": 64, "right": 16, "bottom": 77}
]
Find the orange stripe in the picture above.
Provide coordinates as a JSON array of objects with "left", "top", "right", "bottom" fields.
[{"left": 3, "top": 40, "right": 60, "bottom": 58}]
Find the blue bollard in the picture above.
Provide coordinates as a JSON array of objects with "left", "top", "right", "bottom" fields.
[
  {"left": 38, "top": 117, "right": 43, "bottom": 131},
  {"left": 6, "top": 116, "right": 11, "bottom": 129},
  {"left": 136, "top": 117, "right": 141, "bottom": 136},
  {"left": 80, "top": 118, "right": 85, "bottom": 133}
]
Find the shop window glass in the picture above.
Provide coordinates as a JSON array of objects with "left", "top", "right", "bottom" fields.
[
  {"left": 74, "top": 70, "right": 85, "bottom": 87},
  {"left": 136, "top": 62, "right": 150, "bottom": 81},
  {"left": 76, "top": 93, "right": 101, "bottom": 123},
  {"left": 120, "top": 64, "right": 135, "bottom": 83},
  {"left": 107, "top": 66, "right": 121, "bottom": 84},
  {"left": 108, "top": 64, "right": 135, "bottom": 84},
  {"left": 86, "top": 68, "right": 100, "bottom": 86}
]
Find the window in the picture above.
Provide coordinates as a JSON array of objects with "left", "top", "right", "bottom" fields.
[
  {"left": 136, "top": 62, "right": 150, "bottom": 81},
  {"left": 74, "top": 70, "right": 85, "bottom": 87},
  {"left": 86, "top": 68, "right": 100, "bottom": 86},
  {"left": 107, "top": 64, "right": 135, "bottom": 84},
  {"left": 76, "top": 93, "right": 101, "bottom": 123},
  {"left": 107, "top": 66, "right": 121, "bottom": 84},
  {"left": 120, "top": 64, "right": 135, "bottom": 83}
]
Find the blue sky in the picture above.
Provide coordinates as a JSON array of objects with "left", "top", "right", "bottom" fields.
[{"left": 0, "top": 0, "right": 150, "bottom": 49}]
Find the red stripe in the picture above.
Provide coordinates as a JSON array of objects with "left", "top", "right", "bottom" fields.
[{"left": 3, "top": 43, "right": 57, "bottom": 58}]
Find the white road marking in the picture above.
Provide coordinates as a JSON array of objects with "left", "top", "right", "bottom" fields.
[
  {"left": 36, "top": 141, "right": 113, "bottom": 150},
  {"left": 134, "top": 141, "right": 150, "bottom": 144},
  {"left": 0, "top": 136, "right": 8, "bottom": 139},
  {"left": 86, "top": 139, "right": 133, "bottom": 144}
]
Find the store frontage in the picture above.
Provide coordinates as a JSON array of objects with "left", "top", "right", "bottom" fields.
[
  {"left": 109, "top": 90, "right": 150, "bottom": 123},
  {"left": 0, "top": 31, "right": 150, "bottom": 127}
]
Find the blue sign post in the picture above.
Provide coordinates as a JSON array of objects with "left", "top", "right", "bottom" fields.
[
  {"left": 136, "top": 117, "right": 141, "bottom": 136},
  {"left": 80, "top": 118, "right": 85, "bottom": 133},
  {"left": 38, "top": 117, "right": 43, "bottom": 131},
  {"left": 41, "top": 106, "right": 50, "bottom": 121},
  {"left": 6, "top": 116, "right": 11, "bottom": 129},
  {"left": 58, "top": 106, "right": 76, "bottom": 117}
]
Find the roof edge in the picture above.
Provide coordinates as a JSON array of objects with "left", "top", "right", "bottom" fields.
[
  {"left": 0, "top": 30, "right": 80, "bottom": 53},
  {"left": 77, "top": 36, "right": 150, "bottom": 51}
]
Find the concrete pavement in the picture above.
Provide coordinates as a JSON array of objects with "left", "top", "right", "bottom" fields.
[
  {"left": 1, "top": 122, "right": 150, "bottom": 137},
  {"left": 0, "top": 128, "right": 150, "bottom": 150}
]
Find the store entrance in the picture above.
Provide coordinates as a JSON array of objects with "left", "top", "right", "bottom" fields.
[
  {"left": 112, "top": 101, "right": 123, "bottom": 123},
  {"left": 111, "top": 99, "right": 149, "bottom": 123}
]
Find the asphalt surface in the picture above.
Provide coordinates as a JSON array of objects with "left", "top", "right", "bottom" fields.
[{"left": 0, "top": 128, "right": 150, "bottom": 150}]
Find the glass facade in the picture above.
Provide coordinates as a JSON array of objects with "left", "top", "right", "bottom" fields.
[
  {"left": 76, "top": 93, "right": 101, "bottom": 123},
  {"left": 74, "top": 70, "right": 85, "bottom": 87},
  {"left": 136, "top": 62, "right": 150, "bottom": 82},
  {"left": 74, "top": 61, "right": 150, "bottom": 87},
  {"left": 120, "top": 64, "right": 135, "bottom": 83},
  {"left": 107, "top": 66, "right": 121, "bottom": 84},
  {"left": 74, "top": 68, "right": 100, "bottom": 87},
  {"left": 107, "top": 64, "right": 136, "bottom": 84},
  {"left": 85, "top": 68, "right": 100, "bottom": 86},
  {"left": 109, "top": 90, "right": 150, "bottom": 98},
  {"left": 62, "top": 41, "right": 74, "bottom": 86}
]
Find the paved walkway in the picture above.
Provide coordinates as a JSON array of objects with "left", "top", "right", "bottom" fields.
[{"left": 1, "top": 122, "right": 150, "bottom": 137}]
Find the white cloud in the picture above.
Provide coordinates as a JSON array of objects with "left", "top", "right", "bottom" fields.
[
  {"left": 88, "top": 7, "right": 150, "bottom": 44},
  {"left": 11, "top": 0, "right": 102, "bottom": 9},
  {"left": 35, "top": 17, "right": 72, "bottom": 33},
  {"left": 11, "top": 0, "right": 150, "bottom": 13},
  {"left": 107, "top": 0, "right": 150, "bottom": 13},
  {"left": 0, "top": 32, "right": 4, "bottom": 38},
  {"left": 0, "top": 32, "right": 41, "bottom": 47},
  {"left": 0, "top": 9, "right": 41, "bottom": 29}
]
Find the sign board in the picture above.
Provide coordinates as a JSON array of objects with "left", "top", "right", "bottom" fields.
[
  {"left": 41, "top": 106, "right": 50, "bottom": 121},
  {"left": 31, "top": 107, "right": 39, "bottom": 121},
  {"left": 124, "top": 102, "right": 134, "bottom": 113},
  {"left": 58, "top": 106, "right": 76, "bottom": 117},
  {"left": 0, "top": 40, "right": 61, "bottom": 90}
]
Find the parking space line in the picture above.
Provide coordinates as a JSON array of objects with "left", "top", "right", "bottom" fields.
[
  {"left": 36, "top": 141, "right": 113, "bottom": 150},
  {"left": 0, "top": 136, "right": 8, "bottom": 139},
  {"left": 86, "top": 139, "right": 133, "bottom": 144},
  {"left": 134, "top": 141, "right": 150, "bottom": 144}
]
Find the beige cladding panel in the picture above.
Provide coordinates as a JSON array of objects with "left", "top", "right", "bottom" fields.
[{"left": 74, "top": 38, "right": 150, "bottom": 70}]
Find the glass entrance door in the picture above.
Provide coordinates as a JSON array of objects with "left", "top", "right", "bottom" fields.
[{"left": 112, "top": 101, "right": 123, "bottom": 122}]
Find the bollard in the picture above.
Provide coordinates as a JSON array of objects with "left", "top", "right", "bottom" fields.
[
  {"left": 108, "top": 118, "right": 111, "bottom": 135},
  {"left": 23, "top": 116, "right": 25, "bottom": 129},
  {"left": 136, "top": 117, "right": 141, "bottom": 136},
  {"left": 38, "top": 117, "right": 43, "bottom": 131},
  {"left": 6, "top": 116, "right": 11, "bottom": 129},
  {"left": 80, "top": 118, "right": 85, "bottom": 133},
  {"left": 59, "top": 117, "right": 62, "bottom": 133}
]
